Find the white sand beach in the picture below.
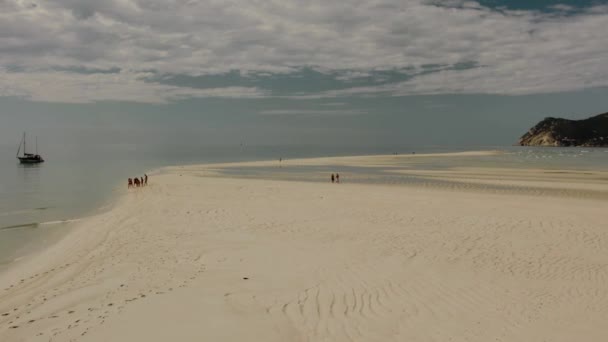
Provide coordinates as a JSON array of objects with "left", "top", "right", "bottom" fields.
[{"left": 1, "top": 154, "right": 608, "bottom": 341}]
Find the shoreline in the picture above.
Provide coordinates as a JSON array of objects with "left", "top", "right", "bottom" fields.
[
  {"left": 2, "top": 151, "right": 608, "bottom": 341},
  {"left": 0, "top": 165, "right": 167, "bottom": 273},
  {"left": 0, "top": 150, "right": 476, "bottom": 274},
  {"left": 2, "top": 147, "right": 606, "bottom": 277},
  {"left": 0, "top": 182, "right": 125, "bottom": 273}
]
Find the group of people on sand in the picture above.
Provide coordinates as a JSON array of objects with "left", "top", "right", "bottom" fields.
[
  {"left": 330, "top": 173, "right": 340, "bottom": 183},
  {"left": 128, "top": 174, "right": 148, "bottom": 188}
]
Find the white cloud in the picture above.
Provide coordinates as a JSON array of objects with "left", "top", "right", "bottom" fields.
[
  {"left": 334, "top": 71, "right": 373, "bottom": 82},
  {"left": 1, "top": 0, "right": 608, "bottom": 102},
  {"left": 549, "top": 4, "right": 576, "bottom": 12}
]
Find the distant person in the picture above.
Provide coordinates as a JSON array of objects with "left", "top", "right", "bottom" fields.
[
  {"left": 128, "top": 178, "right": 133, "bottom": 188},
  {"left": 144, "top": 174, "right": 148, "bottom": 186},
  {"left": 331, "top": 174, "right": 335, "bottom": 183},
  {"left": 140, "top": 177, "right": 144, "bottom": 186},
  {"left": 336, "top": 173, "right": 340, "bottom": 183},
  {"left": 134, "top": 178, "right": 140, "bottom": 187}
]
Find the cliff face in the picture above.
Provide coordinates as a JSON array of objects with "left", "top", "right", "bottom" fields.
[{"left": 518, "top": 113, "right": 608, "bottom": 147}]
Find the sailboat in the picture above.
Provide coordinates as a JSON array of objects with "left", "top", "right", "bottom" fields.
[{"left": 16, "top": 132, "right": 45, "bottom": 164}]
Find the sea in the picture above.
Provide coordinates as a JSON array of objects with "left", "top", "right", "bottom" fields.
[{"left": 1, "top": 126, "right": 607, "bottom": 270}]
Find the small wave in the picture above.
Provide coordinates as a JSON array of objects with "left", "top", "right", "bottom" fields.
[
  {"left": 0, "top": 218, "right": 81, "bottom": 231},
  {"left": 39, "top": 219, "right": 81, "bottom": 226},
  {"left": 0, "top": 222, "right": 39, "bottom": 231}
]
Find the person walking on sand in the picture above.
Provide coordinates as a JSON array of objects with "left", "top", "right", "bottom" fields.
[
  {"left": 128, "top": 178, "right": 133, "bottom": 189},
  {"left": 336, "top": 173, "right": 340, "bottom": 183},
  {"left": 144, "top": 174, "right": 148, "bottom": 186},
  {"left": 140, "top": 177, "right": 144, "bottom": 186},
  {"left": 331, "top": 174, "right": 335, "bottom": 183},
  {"left": 134, "top": 177, "right": 140, "bottom": 187}
]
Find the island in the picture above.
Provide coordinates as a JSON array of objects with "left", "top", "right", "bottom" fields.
[{"left": 518, "top": 112, "right": 608, "bottom": 147}]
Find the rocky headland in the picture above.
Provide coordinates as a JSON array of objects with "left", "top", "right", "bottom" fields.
[{"left": 519, "top": 112, "right": 608, "bottom": 147}]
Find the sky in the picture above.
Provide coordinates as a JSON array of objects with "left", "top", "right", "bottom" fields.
[{"left": 1, "top": 0, "right": 608, "bottom": 148}]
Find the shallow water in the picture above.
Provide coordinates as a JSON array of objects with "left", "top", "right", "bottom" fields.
[{"left": 210, "top": 147, "right": 608, "bottom": 200}]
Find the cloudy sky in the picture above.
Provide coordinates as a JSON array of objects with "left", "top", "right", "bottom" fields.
[{"left": 1, "top": 0, "right": 607, "bottom": 147}]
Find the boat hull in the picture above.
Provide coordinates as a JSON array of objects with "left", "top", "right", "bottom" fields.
[{"left": 18, "top": 157, "right": 44, "bottom": 164}]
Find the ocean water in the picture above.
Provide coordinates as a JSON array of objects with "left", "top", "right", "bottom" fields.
[{"left": 1, "top": 120, "right": 607, "bottom": 269}]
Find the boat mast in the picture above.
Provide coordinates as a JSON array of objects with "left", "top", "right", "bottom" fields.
[
  {"left": 36, "top": 136, "right": 38, "bottom": 155},
  {"left": 16, "top": 132, "right": 23, "bottom": 157}
]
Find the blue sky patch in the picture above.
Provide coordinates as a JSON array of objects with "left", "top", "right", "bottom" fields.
[{"left": 476, "top": 0, "right": 603, "bottom": 12}]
